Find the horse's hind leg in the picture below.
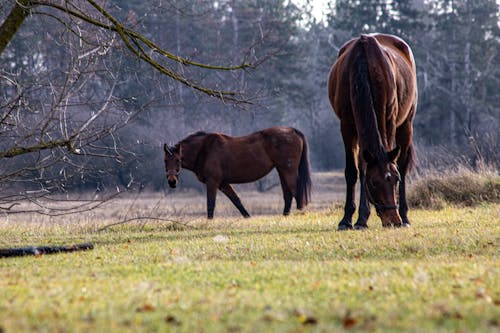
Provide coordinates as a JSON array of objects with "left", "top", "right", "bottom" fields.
[
  {"left": 206, "top": 180, "right": 218, "bottom": 219},
  {"left": 219, "top": 183, "right": 250, "bottom": 218},
  {"left": 338, "top": 127, "right": 358, "bottom": 230},
  {"left": 277, "top": 169, "right": 295, "bottom": 216},
  {"left": 282, "top": 191, "right": 293, "bottom": 216},
  {"left": 354, "top": 155, "right": 370, "bottom": 229}
]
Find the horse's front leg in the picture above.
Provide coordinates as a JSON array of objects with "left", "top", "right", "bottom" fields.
[
  {"left": 219, "top": 183, "right": 250, "bottom": 218},
  {"left": 398, "top": 173, "right": 410, "bottom": 227},
  {"left": 396, "top": 119, "right": 415, "bottom": 227},
  {"left": 206, "top": 180, "right": 218, "bottom": 219}
]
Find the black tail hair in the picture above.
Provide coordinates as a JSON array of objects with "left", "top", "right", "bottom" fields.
[
  {"left": 294, "top": 128, "right": 312, "bottom": 209},
  {"left": 350, "top": 35, "right": 387, "bottom": 161}
]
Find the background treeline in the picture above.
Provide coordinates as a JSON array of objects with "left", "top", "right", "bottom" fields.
[{"left": 1, "top": 0, "right": 498, "bottom": 193}]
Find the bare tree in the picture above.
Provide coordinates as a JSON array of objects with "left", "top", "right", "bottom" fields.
[{"left": 0, "top": 0, "right": 253, "bottom": 214}]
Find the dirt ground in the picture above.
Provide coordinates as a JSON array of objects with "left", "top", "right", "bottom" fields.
[{"left": 1, "top": 171, "right": 348, "bottom": 225}]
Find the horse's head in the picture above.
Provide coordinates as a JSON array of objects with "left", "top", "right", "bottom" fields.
[
  {"left": 164, "top": 143, "right": 182, "bottom": 188},
  {"left": 363, "top": 147, "right": 402, "bottom": 227}
]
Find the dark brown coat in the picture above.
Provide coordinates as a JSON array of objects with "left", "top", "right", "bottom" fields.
[
  {"left": 164, "top": 126, "right": 311, "bottom": 219},
  {"left": 328, "top": 33, "right": 417, "bottom": 229}
]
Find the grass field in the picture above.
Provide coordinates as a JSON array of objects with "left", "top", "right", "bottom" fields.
[{"left": 1, "top": 172, "right": 499, "bottom": 332}]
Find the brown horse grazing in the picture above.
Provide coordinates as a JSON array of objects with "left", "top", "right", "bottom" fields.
[
  {"left": 164, "top": 126, "right": 311, "bottom": 219},
  {"left": 328, "top": 33, "right": 417, "bottom": 230}
]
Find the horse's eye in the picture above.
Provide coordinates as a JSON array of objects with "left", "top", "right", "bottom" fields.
[{"left": 385, "top": 172, "right": 392, "bottom": 182}]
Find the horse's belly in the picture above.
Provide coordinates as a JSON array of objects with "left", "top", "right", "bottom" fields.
[{"left": 225, "top": 165, "right": 273, "bottom": 184}]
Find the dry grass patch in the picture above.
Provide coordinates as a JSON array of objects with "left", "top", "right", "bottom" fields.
[{"left": 408, "top": 167, "right": 500, "bottom": 209}]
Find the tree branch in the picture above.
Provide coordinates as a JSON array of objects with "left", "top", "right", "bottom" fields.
[
  {"left": 0, "top": 243, "right": 94, "bottom": 258},
  {"left": 24, "top": 0, "right": 253, "bottom": 102},
  {"left": 0, "top": 139, "right": 78, "bottom": 158}
]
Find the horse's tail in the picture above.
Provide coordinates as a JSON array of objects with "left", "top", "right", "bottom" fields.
[
  {"left": 349, "top": 35, "right": 391, "bottom": 156},
  {"left": 294, "top": 128, "right": 312, "bottom": 209}
]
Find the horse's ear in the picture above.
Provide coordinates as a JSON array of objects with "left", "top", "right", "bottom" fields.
[
  {"left": 177, "top": 144, "right": 182, "bottom": 156},
  {"left": 387, "top": 146, "right": 401, "bottom": 163},
  {"left": 363, "top": 149, "right": 376, "bottom": 165},
  {"left": 163, "top": 143, "right": 169, "bottom": 154}
]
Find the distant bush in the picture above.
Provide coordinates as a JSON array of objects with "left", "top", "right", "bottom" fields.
[{"left": 408, "top": 167, "right": 500, "bottom": 209}]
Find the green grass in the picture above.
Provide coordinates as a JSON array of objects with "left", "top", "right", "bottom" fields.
[{"left": 1, "top": 204, "right": 499, "bottom": 332}]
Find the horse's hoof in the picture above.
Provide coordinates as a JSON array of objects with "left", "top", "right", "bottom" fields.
[
  {"left": 354, "top": 224, "right": 368, "bottom": 230},
  {"left": 337, "top": 223, "right": 353, "bottom": 231}
]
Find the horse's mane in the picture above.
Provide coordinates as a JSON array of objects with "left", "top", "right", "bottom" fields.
[
  {"left": 184, "top": 131, "right": 208, "bottom": 140},
  {"left": 176, "top": 131, "right": 209, "bottom": 148},
  {"left": 165, "top": 131, "right": 209, "bottom": 153}
]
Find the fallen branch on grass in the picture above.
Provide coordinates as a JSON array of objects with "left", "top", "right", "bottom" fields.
[{"left": 0, "top": 243, "right": 94, "bottom": 258}]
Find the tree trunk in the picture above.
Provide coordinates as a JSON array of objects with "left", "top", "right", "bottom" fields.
[
  {"left": 450, "top": 60, "right": 457, "bottom": 146},
  {"left": 449, "top": 25, "right": 458, "bottom": 147},
  {"left": 0, "top": 0, "right": 32, "bottom": 55},
  {"left": 230, "top": 0, "right": 240, "bottom": 134},
  {"left": 175, "top": 6, "right": 186, "bottom": 133},
  {"left": 463, "top": 1, "right": 472, "bottom": 134}
]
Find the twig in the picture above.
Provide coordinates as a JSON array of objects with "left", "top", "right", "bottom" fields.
[
  {"left": 0, "top": 203, "right": 19, "bottom": 211},
  {"left": 97, "top": 216, "right": 197, "bottom": 232}
]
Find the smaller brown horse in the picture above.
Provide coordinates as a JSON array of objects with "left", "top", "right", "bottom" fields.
[{"left": 164, "top": 126, "right": 311, "bottom": 219}]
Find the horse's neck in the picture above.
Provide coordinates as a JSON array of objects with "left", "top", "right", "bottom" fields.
[{"left": 180, "top": 139, "right": 205, "bottom": 171}]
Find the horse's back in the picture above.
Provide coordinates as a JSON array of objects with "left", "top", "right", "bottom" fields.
[
  {"left": 336, "top": 33, "right": 415, "bottom": 69},
  {"left": 260, "top": 126, "right": 301, "bottom": 146},
  {"left": 199, "top": 127, "right": 299, "bottom": 153},
  {"left": 260, "top": 126, "right": 303, "bottom": 155},
  {"left": 198, "top": 130, "right": 274, "bottom": 183},
  {"left": 328, "top": 33, "right": 417, "bottom": 123},
  {"left": 226, "top": 127, "right": 304, "bottom": 175}
]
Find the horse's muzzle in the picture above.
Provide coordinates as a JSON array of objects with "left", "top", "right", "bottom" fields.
[
  {"left": 167, "top": 176, "right": 178, "bottom": 188},
  {"left": 379, "top": 209, "right": 403, "bottom": 228}
]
